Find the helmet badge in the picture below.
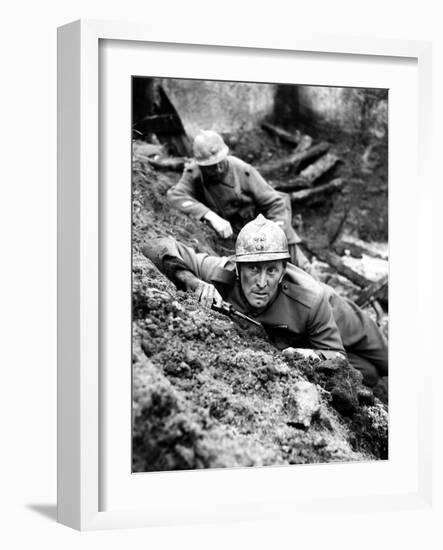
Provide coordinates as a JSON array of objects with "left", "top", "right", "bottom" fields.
[{"left": 254, "top": 234, "right": 266, "bottom": 251}]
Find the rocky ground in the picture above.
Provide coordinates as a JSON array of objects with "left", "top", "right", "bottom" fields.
[{"left": 131, "top": 133, "right": 389, "bottom": 472}]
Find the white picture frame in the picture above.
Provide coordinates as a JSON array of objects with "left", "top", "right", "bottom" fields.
[{"left": 57, "top": 19, "right": 433, "bottom": 531}]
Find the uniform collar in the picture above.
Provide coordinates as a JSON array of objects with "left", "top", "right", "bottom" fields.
[
  {"left": 230, "top": 279, "right": 283, "bottom": 317},
  {"left": 200, "top": 158, "right": 235, "bottom": 189}
]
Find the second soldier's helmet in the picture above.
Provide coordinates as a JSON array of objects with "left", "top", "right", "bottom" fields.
[
  {"left": 193, "top": 130, "right": 229, "bottom": 166},
  {"left": 235, "top": 214, "right": 290, "bottom": 263}
]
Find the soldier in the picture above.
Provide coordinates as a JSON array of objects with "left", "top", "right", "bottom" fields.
[
  {"left": 142, "top": 215, "right": 388, "bottom": 395},
  {"left": 167, "top": 129, "right": 316, "bottom": 276}
]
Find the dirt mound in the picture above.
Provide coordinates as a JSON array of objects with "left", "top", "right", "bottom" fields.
[{"left": 131, "top": 142, "right": 388, "bottom": 471}]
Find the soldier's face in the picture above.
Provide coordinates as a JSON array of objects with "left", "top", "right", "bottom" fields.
[
  {"left": 240, "top": 260, "right": 285, "bottom": 309},
  {"left": 200, "top": 160, "right": 228, "bottom": 182}
]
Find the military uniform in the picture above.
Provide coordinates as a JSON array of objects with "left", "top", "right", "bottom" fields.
[
  {"left": 143, "top": 237, "right": 388, "bottom": 387},
  {"left": 167, "top": 156, "right": 313, "bottom": 273}
]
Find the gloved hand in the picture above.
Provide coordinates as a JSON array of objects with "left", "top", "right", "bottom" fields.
[
  {"left": 194, "top": 281, "right": 223, "bottom": 309},
  {"left": 282, "top": 347, "right": 320, "bottom": 362},
  {"left": 203, "top": 211, "right": 233, "bottom": 239}
]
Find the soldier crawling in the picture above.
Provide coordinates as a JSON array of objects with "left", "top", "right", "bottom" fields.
[
  {"left": 167, "top": 129, "right": 316, "bottom": 276},
  {"left": 142, "top": 215, "right": 388, "bottom": 399}
]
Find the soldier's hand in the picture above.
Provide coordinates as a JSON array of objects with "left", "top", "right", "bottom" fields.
[
  {"left": 194, "top": 281, "right": 223, "bottom": 309},
  {"left": 282, "top": 347, "right": 320, "bottom": 362},
  {"left": 203, "top": 211, "right": 233, "bottom": 239}
]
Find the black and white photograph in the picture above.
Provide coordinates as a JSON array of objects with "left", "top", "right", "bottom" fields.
[
  {"left": 3, "top": 0, "right": 439, "bottom": 542},
  {"left": 131, "top": 76, "right": 389, "bottom": 472}
]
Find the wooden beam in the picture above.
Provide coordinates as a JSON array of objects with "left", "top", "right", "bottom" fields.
[
  {"left": 320, "top": 251, "right": 370, "bottom": 288},
  {"left": 261, "top": 122, "right": 302, "bottom": 145},
  {"left": 305, "top": 243, "right": 370, "bottom": 289},
  {"left": 147, "top": 157, "right": 186, "bottom": 172},
  {"left": 289, "top": 178, "right": 346, "bottom": 202},
  {"left": 294, "top": 153, "right": 340, "bottom": 187},
  {"left": 259, "top": 141, "right": 331, "bottom": 177},
  {"left": 293, "top": 134, "right": 313, "bottom": 153},
  {"left": 339, "top": 238, "right": 388, "bottom": 261}
]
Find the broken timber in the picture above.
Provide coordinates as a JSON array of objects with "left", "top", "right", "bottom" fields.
[
  {"left": 339, "top": 237, "right": 388, "bottom": 261},
  {"left": 289, "top": 178, "right": 346, "bottom": 202},
  {"left": 305, "top": 244, "right": 370, "bottom": 289},
  {"left": 261, "top": 122, "right": 302, "bottom": 145},
  {"left": 147, "top": 157, "right": 186, "bottom": 172},
  {"left": 293, "top": 134, "right": 313, "bottom": 154},
  {"left": 293, "top": 153, "right": 340, "bottom": 187},
  {"left": 132, "top": 142, "right": 164, "bottom": 159},
  {"left": 305, "top": 243, "right": 388, "bottom": 310},
  {"left": 328, "top": 204, "right": 351, "bottom": 247},
  {"left": 276, "top": 154, "right": 341, "bottom": 191},
  {"left": 321, "top": 251, "right": 370, "bottom": 288},
  {"left": 259, "top": 142, "right": 331, "bottom": 177}
]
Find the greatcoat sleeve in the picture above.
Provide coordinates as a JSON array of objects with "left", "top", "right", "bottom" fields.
[
  {"left": 306, "top": 291, "right": 346, "bottom": 359},
  {"left": 166, "top": 163, "right": 210, "bottom": 220},
  {"left": 243, "top": 165, "right": 289, "bottom": 227},
  {"left": 142, "top": 236, "right": 230, "bottom": 285}
]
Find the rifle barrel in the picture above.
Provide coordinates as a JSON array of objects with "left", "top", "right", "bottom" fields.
[{"left": 213, "top": 301, "right": 262, "bottom": 327}]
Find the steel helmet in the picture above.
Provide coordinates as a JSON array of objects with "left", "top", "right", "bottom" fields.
[
  {"left": 193, "top": 130, "right": 229, "bottom": 166},
  {"left": 235, "top": 214, "right": 290, "bottom": 263}
]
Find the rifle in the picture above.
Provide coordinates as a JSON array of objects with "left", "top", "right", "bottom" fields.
[
  {"left": 355, "top": 274, "right": 388, "bottom": 308},
  {"left": 355, "top": 274, "right": 388, "bottom": 325},
  {"left": 212, "top": 301, "right": 263, "bottom": 328}
]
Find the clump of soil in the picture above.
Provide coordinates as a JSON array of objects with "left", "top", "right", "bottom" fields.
[{"left": 132, "top": 140, "right": 388, "bottom": 472}]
